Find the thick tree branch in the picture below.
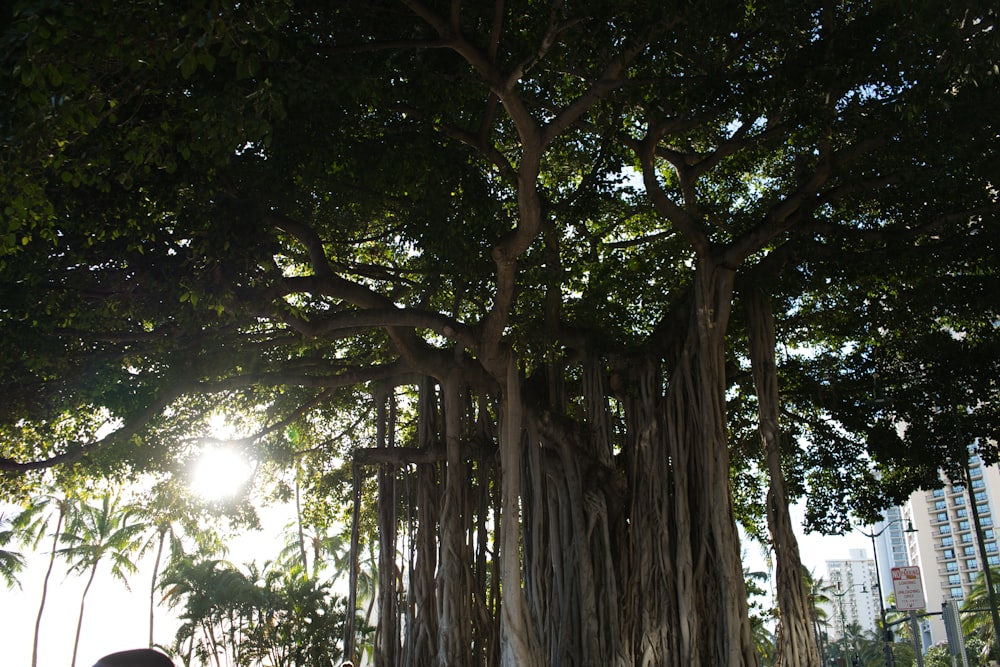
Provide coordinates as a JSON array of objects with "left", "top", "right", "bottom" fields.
[
  {"left": 639, "top": 125, "right": 710, "bottom": 255},
  {"left": 265, "top": 296, "right": 478, "bottom": 351},
  {"left": 353, "top": 439, "right": 497, "bottom": 466}
]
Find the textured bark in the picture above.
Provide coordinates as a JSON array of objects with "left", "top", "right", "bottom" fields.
[
  {"left": 359, "top": 264, "right": 763, "bottom": 666},
  {"left": 626, "top": 260, "right": 757, "bottom": 667},
  {"left": 345, "top": 462, "right": 361, "bottom": 662},
  {"left": 436, "top": 374, "right": 473, "bottom": 666},
  {"left": 375, "top": 391, "right": 400, "bottom": 667},
  {"left": 498, "top": 354, "right": 541, "bottom": 667},
  {"left": 746, "top": 288, "right": 820, "bottom": 667},
  {"left": 402, "top": 378, "right": 440, "bottom": 667}
]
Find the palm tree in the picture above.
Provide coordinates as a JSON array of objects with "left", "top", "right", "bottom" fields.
[
  {"left": 962, "top": 566, "right": 1000, "bottom": 665},
  {"left": 59, "top": 493, "right": 146, "bottom": 667},
  {"left": 278, "top": 519, "right": 352, "bottom": 581},
  {"left": 805, "top": 567, "right": 831, "bottom": 660},
  {"left": 160, "top": 556, "right": 249, "bottom": 667},
  {"left": 744, "top": 566, "right": 775, "bottom": 664},
  {"left": 0, "top": 511, "right": 27, "bottom": 588},
  {"left": 131, "top": 487, "right": 226, "bottom": 650},
  {"left": 142, "top": 518, "right": 179, "bottom": 648},
  {"left": 16, "top": 491, "right": 75, "bottom": 667}
]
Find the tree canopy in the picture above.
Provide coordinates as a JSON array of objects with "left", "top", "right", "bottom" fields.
[{"left": 2, "top": 1, "right": 998, "bottom": 665}]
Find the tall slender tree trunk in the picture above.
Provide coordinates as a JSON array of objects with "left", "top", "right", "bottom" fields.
[
  {"left": 148, "top": 527, "right": 167, "bottom": 648},
  {"left": 746, "top": 288, "right": 820, "bottom": 667},
  {"left": 295, "top": 480, "right": 308, "bottom": 575},
  {"left": 345, "top": 461, "right": 361, "bottom": 663},
  {"left": 498, "top": 353, "right": 540, "bottom": 667},
  {"left": 403, "top": 377, "right": 440, "bottom": 666},
  {"left": 71, "top": 561, "right": 100, "bottom": 667},
  {"left": 203, "top": 620, "right": 223, "bottom": 667},
  {"left": 32, "top": 504, "right": 65, "bottom": 667},
  {"left": 375, "top": 390, "right": 399, "bottom": 667},
  {"left": 437, "top": 374, "right": 473, "bottom": 666}
]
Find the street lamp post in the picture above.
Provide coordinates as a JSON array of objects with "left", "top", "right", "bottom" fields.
[
  {"left": 831, "top": 582, "right": 867, "bottom": 667},
  {"left": 859, "top": 518, "right": 918, "bottom": 667}
]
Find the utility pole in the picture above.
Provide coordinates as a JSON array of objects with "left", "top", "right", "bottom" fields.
[
  {"left": 859, "top": 518, "right": 918, "bottom": 667},
  {"left": 831, "top": 582, "right": 865, "bottom": 667}
]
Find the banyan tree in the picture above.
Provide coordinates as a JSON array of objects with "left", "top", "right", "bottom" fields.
[{"left": 1, "top": 1, "right": 997, "bottom": 666}]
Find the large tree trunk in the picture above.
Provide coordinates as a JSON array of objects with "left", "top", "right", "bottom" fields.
[
  {"left": 367, "top": 264, "right": 761, "bottom": 666},
  {"left": 633, "top": 261, "right": 757, "bottom": 666},
  {"left": 746, "top": 288, "right": 821, "bottom": 667}
]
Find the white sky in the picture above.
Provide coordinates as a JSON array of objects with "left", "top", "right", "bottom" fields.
[
  {"left": 0, "top": 507, "right": 289, "bottom": 667},
  {"left": 2, "top": 543, "right": 182, "bottom": 667}
]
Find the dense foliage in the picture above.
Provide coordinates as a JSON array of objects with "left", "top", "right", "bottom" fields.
[{"left": 2, "top": 1, "right": 998, "bottom": 665}]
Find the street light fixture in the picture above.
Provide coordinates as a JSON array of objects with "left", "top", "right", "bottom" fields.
[
  {"left": 831, "top": 581, "right": 868, "bottom": 667},
  {"left": 859, "top": 518, "right": 918, "bottom": 667}
]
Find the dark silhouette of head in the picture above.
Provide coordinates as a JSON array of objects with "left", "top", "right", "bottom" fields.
[{"left": 92, "top": 648, "right": 174, "bottom": 667}]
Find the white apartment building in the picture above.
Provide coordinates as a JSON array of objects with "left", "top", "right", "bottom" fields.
[
  {"left": 890, "top": 453, "right": 1000, "bottom": 649},
  {"left": 824, "top": 549, "right": 881, "bottom": 640}
]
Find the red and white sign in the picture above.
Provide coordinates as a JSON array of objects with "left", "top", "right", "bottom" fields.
[{"left": 891, "top": 566, "right": 926, "bottom": 611}]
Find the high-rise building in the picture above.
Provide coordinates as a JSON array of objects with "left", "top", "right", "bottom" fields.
[
  {"left": 894, "top": 452, "right": 1000, "bottom": 649},
  {"left": 871, "top": 505, "right": 912, "bottom": 589},
  {"left": 823, "top": 549, "right": 881, "bottom": 641}
]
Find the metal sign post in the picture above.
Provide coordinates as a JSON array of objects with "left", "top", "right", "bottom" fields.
[
  {"left": 892, "top": 566, "right": 926, "bottom": 667},
  {"left": 942, "top": 600, "right": 970, "bottom": 667}
]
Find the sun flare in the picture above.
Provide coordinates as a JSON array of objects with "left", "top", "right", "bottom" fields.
[{"left": 190, "top": 447, "right": 252, "bottom": 501}]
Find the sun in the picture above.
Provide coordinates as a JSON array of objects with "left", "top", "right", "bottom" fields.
[{"left": 190, "top": 446, "right": 252, "bottom": 501}]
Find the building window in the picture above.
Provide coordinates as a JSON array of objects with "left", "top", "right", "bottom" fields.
[
  {"left": 973, "top": 478, "right": 986, "bottom": 489},
  {"left": 941, "top": 525, "right": 952, "bottom": 535},
  {"left": 986, "top": 542, "right": 998, "bottom": 553},
  {"left": 986, "top": 529, "right": 996, "bottom": 540},
  {"left": 949, "top": 574, "right": 962, "bottom": 585},
  {"left": 933, "top": 488, "right": 946, "bottom": 497},
  {"left": 942, "top": 537, "right": 955, "bottom": 547},
  {"left": 957, "top": 509, "right": 969, "bottom": 518},
  {"left": 975, "top": 491, "right": 988, "bottom": 502},
  {"left": 988, "top": 555, "right": 1000, "bottom": 566},
  {"left": 956, "top": 496, "right": 966, "bottom": 506},
  {"left": 965, "top": 546, "right": 977, "bottom": 556},
  {"left": 947, "top": 562, "right": 959, "bottom": 572},
  {"left": 968, "top": 559, "right": 979, "bottom": 570},
  {"left": 944, "top": 549, "right": 956, "bottom": 559},
  {"left": 936, "top": 500, "right": 948, "bottom": 510},
  {"left": 937, "top": 512, "right": 949, "bottom": 522},
  {"left": 959, "top": 521, "right": 971, "bottom": 531},
  {"left": 951, "top": 587, "right": 965, "bottom": 599},
  {"left": 980, "top": 511, "right": 992, "bottom": 522}
]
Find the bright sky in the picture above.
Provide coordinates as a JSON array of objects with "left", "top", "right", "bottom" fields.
[
  {"left": 0, "top": 509, "right": 291, "bottom": 667},
  {"left": 1, "top": 542, "right": 182, "bottom": 667}
]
